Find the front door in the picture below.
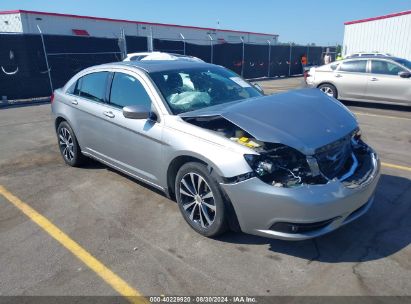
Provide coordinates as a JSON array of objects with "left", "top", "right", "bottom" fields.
[{"left": 366, "top": 60, "right": 411, "bottom": 104}]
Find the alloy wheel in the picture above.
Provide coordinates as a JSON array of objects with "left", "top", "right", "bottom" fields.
[
  {"left": 320, "top": 86, "right": 334, "bottom": 97},
  {"left": 59, "top": 127, "right": 74, "bottom": 161},
  {"left": 179, "top": 173, "right": 216, "bottom": 229}
]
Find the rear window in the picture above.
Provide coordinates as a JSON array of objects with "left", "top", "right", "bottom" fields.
[
  {"left": 330, "top": 63, "right": 339, "bottom": 70},
  {"left": 109, "top": 73, "right": 152, "bottom": 109},
  {"left": 339, "top": 60, "right": 367, "bottom": 73},
  {"left": 66, "top": 81, "right": 80, "bottom": 95},
  {"left": 130, "top": 55, "right": 148, "bottom": 61},
  {"left": 77, "top": 72, "right": 109, "bottom": 103}
]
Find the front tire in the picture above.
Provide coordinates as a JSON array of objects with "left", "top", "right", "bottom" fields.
[
  {"left": 57, "top": 121, "right": 86, "bottom": 167},
  {"left": 318, "top": 83, "right": 338, "bottom": 98},
  {"left": 175, "top": 162, "right": 228, "bottom": 237}
]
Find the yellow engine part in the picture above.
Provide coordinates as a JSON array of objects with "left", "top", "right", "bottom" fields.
[{"left": 231, "top": 137, "right": 261, "bottom": 148}]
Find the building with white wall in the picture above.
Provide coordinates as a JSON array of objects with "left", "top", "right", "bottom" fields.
[
  {"left": 343, "top": 10, "right": 411, "bottom": 60},
  {"left": 0, "top": 10, "right": 278, "bottom": 46}
]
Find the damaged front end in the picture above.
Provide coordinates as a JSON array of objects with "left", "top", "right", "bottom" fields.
[{"left": 183, "top": 115, "right": 377, "bottom": 189}]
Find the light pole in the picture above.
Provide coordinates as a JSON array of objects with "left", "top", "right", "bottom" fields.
[
  {"left": 288, "top": 42, "right": 292, "bottom": 77},
  {"left": 267, "top": 40, "right": 271, "bottom": 78},
  {"left": 240, "top": 36, "right": 245, "bottom": 77},
  {"left": 149, "top": 26, "right": 153, "bottom": 52},
  {"left": 180, "top": 33, "right": 186, "bottom": 55},
  {"left": 208, "top": 34, "right": 214, "bottom": 63},
  {"left": 37, "top": 24, "right": 53, "bottom": 94},
  {"left": 120, "top": 28, "right": 127, "bottom": 60}
]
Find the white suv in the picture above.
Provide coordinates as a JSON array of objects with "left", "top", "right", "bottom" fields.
[
  {"left": 345, "top": 52, "right": 391, "bottom": 59},
  {"left": 123, "top": 52, "right": 203, "bottom": 62}
]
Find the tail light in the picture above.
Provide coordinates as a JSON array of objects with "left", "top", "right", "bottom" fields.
[{"left": 50, "top": 93, "right": 55, "bottom": 104}]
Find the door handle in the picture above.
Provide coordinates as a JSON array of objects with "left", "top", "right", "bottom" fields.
[
  {"left": 370, "top": 77, "right": 379, "bottom": 81},
  {"left": 335, "top": 74, "right": 342, "bottom": 78},
  {"left": 103, "top": 111, "right": 115, "bottom": 118},
  {"left": 71, "top": 99, "right": 78, "bottom": 105}
]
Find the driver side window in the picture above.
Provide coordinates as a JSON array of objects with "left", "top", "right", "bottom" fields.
[
  {"left": 371, "top": 60, "right": 405, "bottom": 75},
  {"left": 109, "top": 73, "right": 152, "bottom": 109}
]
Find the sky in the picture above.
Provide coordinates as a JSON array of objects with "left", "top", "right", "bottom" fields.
[{"left": 1, "top": 0, "right": 410, "bottom": 45}]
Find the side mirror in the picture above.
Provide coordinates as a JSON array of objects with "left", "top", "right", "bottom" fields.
[
  {"left": 123, "top": 105, "right": 156, "bottom": 120},
  {"left": 399, "top": 71, "right": 411, "bottom": 78},
  {"left": 253, "top": 83, "right": 265, "bottom": 95}
]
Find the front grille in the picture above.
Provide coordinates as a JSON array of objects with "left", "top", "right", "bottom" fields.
[{"left": 315, "top": 134, "right": 353, "bottom": 179}]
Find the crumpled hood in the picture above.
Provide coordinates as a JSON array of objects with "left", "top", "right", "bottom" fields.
[{"left": 180, "top": 89, "right": 358, "bottom": 155}]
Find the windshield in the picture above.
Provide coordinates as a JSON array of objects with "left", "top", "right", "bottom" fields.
[
  {"left": 150, "top": 66, "right": 262, "bottom": 114},
  {"left": 393, "top": 58, "right": 411, "bottom": 70}
]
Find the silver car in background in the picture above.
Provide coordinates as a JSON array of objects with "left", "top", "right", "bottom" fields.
[
  {"left": 51, "top": 60, "right": 380, "bottom": 240},
  {"left": 306, "top": 56, "right": 411, "bottom": 105}
]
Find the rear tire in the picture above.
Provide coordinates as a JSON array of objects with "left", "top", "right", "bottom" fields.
[
  {"left": 175, "top": 162, "right": 228, "bottom": 237},
  {"left": 318, "top": 83, "right": 338, "bottom": 99},
  {"left": 57, "top": 121, "right": 86, "bottom": 167}
]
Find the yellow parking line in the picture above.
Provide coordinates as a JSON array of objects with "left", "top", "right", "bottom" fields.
[
  {"left": 353, "top": 112, "right": 411, "bottom": 121},
  {"left": 0, "top": 185, "right": 147, "bottom": 304},
  {"left": 382, "top": 162, "right": 411, "bottom": 173}
]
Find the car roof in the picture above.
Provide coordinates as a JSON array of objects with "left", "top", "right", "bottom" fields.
[
  {"left": 344, "top": 56, "right": 402, "bottom": 61},
  {"left": 350, "top": 52, "right": 388, "bottom": 55},
  {"left": 106, "top": 60, "right": 215, "bottom": 73},
  {"left": 126, "top": 52, "right": 160, "bottom": 56}
]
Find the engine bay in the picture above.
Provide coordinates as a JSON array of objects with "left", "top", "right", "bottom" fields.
[
  {"left": 183, "top": 116, "right": 328, "bottom": 187},
  {"left": 183, "top": 116, "right": 373, "bottom": 189}
]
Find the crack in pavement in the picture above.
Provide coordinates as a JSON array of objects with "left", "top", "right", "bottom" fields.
[
  {"left": 307, "top": 238, "right": 321, "bottom": 265},
  {"left": 351, "top": 182, "right": 411, "bottom": 290}
]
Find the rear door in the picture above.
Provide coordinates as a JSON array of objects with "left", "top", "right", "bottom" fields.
[
  {"left": 366, "top": 59, "right": 411, "bottom": 103},
  {"left": 67, "top": 71, "right": 112, "bottom": 154},
  {"left": 334, "top": 59, "right": 368, "bottom": 100}
]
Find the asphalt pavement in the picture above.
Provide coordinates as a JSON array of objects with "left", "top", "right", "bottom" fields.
[{"left": 0, "top": 78, "right": 410, "bottom": 300}]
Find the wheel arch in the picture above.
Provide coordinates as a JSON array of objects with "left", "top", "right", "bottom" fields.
[
  {"left": 166, "top": 155, "right": 241, "bottom": 232},
  {"left": 317, "top": 82, "right": 339, "bottom": 98},
  {"left": 55, "top": 116, "right": 67, "bottom": 131},
  {"left": 54, "top": 115, "right": 84, "bottom": 150},
  {"left": 166, "top": 155, "right": 207, "bottom": 200}
]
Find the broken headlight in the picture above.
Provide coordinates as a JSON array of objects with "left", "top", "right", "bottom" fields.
[
  {"left": 244, "top": 155, "right": 276, "bottom": 176},
  {"left": 244, "top": 144, "right": 312, "bottom": 188},
  {"left": 353, "top": 129, "right": 362, "bottom": 142}
]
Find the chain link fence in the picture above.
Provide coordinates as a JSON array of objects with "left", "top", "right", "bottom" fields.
[{"left": 0, "top": 32, "right": 335, "bottom": 105}]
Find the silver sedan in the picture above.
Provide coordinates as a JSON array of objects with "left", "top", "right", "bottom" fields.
[
  {"left": 51, "top": 60, "right": 380, "bottom": 240},
  {"left": 306, "top": 56, "right": 411, "bottom": 105}
]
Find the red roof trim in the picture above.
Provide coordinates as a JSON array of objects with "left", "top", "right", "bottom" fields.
[
  {"left": 72, "top": 29, "right": 90, "bottom": 36},
  {"left": 0, "top": 9, "right": 278, "bottom": 37},
  {"left": 345, "top": 10, "right": 411, "bottom": 25},
  {"left": 0, "top": 10, "right": 21, "bottom": 14}
]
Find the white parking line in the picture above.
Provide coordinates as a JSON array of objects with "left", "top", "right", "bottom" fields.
[{"left": 354, "top": 112, "right": 411, "bottom": 121}]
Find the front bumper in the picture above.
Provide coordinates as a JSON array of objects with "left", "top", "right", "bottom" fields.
[{"left": 221, "top": 152, "right": 380, "bottom": 240}]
